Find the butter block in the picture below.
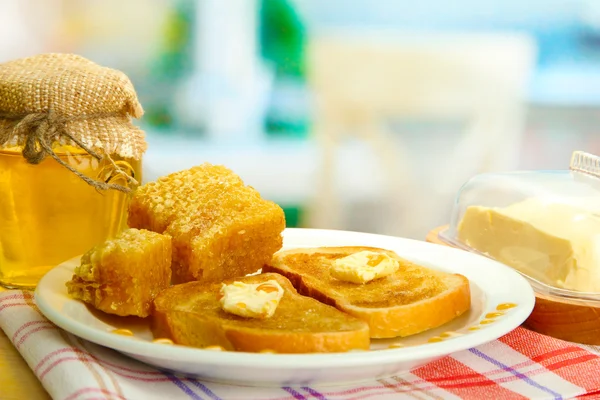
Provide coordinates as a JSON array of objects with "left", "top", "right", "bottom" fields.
[
  {"left": 457, "top": 198, "right": 600, "bottom": 292},
  {"left": 219, "top": 280, "right": 284, "bottom": 319}
]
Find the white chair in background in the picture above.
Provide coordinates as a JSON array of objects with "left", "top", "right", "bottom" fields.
[{"left": 305, "top": 31, "right": 536, "bottom": 238}]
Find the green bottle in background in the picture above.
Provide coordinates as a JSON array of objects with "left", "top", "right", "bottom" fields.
[
  {"left": 260, "top": 0, "right": 310, "bottom": 140},
  {"left": 260, "top": 0, "right": 309, "bottom": 227},
  {"left": 260, "top": 0, "right": 306, "bottom": 78}
]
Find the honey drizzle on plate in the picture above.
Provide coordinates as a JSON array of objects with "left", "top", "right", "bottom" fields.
[
  {"left": 111, "top": 328, "right": 134, "bottom": 336},
  {"left": 428, "top": 337, "right": 444, "bottom": 343},
  {"left": 204, "top": 345, "right": 225, "bottom": 351},
  {"left": 112, "top": 302, "right": 522, "bottom": 351},
  {"left": 152, "top": 338, "right": 174, "bottom": 345},
  {"left": 496, "top": 303, "right": 517, "bottom": 311},
  {"left": 427, "top": 303, "right": 519, "bottom": 342}
]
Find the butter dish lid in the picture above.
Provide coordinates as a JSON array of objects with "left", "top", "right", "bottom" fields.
[{"left": 439, "top": 151, "right": 600, "bottom": 301}]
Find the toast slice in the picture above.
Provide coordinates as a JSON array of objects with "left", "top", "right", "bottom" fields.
[
  {"left": 152, "top": 273, "right": 370, "bottom": 353},
  {"left": 262, "top": 247, "right": 471, "bottom": 338}
]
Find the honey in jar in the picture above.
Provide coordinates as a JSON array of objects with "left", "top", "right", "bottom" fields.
[
  {"left": 0, "top": 146, "right": 142, "bottom": 288},
  {"left": 0, "top": 53, "right": 148, "bottom": 288}
]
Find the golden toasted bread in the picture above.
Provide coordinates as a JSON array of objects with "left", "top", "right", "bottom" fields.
[
  {"left": 263, "top": 246, "right": 471, "bottom": 338},
  {"left": 152, "top": 273, "right": 370, "bottom": 353},
  {"left": 128, "top": 163, "right": 285, "bottom": 284},
  {"left": 66, "top": 228, "right": 172, "bottom": 317}
]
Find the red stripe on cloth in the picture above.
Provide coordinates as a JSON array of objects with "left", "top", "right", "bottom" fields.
[
  {"left": 15, "top": 325, "right": 56, "bottom": 349},
  {"left": 412, "top": 356, "right": 528, "bottom": 400},
  {"left": 36, "top": 348, "right": 171, "bottom": 376},
  {"left": 11, "top": 320, "right": 52, "bottom": 342},
  {"left": 319, "top": 380, "right": 416, "bottom": 398},
  {"left": 420, "top": 346, "right": 584, "bottom": 384},
  {"left": 0, "top": 293, "right": 28, "bottom": 304},
  {"left": 500, "top": 327, "right": 600, "bottom": 393},
  {"left": 314, "top": 387, "right": 422, "bottom": 400},
  {"left": 39, "top": 354, "right": 186, "bottom": 383},
  {"left": 546, "top": 355, "right": 599, "bottom": 371},
  {"left": 40, "top": 357, "right": 92, "bottom": 380},
  {"left": 546, "top": 355, "right": 600, "bottom": 377},
  {"left": 36, "top": 348, "right": 85, "bottom": 375},
  {"left": 318, "top": 372, "right": 474, "bottom": 399},
  {"left": 576, "top": 390, "right": 600, "bottom": 399},
  {"left": 530, "top": 347, "right": 586, "bottom": 363},
  {"left": 388, "top": 376, "right": 442, "bottom": 400},
  {"left": 336, "top": 385, "right": 450, "bottom": 400},
  {"left": 0, "top": 302, "right": 27, "bottom": 313},
  {"left": 250, "top": 395, "right": 299, "bottom": 400},
  {"left": 73, "top": 336, "right": 125, "bottom": 398},
  {"left": 376, "top": 379, "right": 424, "bottom": 400},
  {"left": 318, "top": 368, "right": 515, "bottom": 399},
  {"left": 344, "top": 389, "right": 425, "bottom": 400},
  {"left": 87, "top": 397, "right": 119, "bottom": 400},
  {"left": 64, "top": 387, "right": 126, "bottom": 400}
]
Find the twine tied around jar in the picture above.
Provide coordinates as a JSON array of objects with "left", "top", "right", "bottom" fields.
[
  {"left": 0, "top": 110, "right": 138, "bottom": 192},
  {"left": 0, "top": 53, "right": 148, "bottom": 193}
]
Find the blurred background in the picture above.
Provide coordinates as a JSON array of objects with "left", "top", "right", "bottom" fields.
[{"left": 3, "top": 0, "right": 600, "bottom": 239}]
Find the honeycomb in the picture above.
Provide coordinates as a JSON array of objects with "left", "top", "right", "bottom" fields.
[
  {"left": 66, "top": 228, "right": 172, "bottom": 317},
  {"left": 128, "top": 163, "right": 286, "bottom": 283},
  {"left": 128, "top": 164, "right": 245, "bottom": 232}
]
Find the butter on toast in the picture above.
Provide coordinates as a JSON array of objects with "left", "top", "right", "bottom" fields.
[
  {"left": 263, "top": 247, "right": 471, "bottom": 338},
  {"left": 152, "top": 273, "right": 370, "bottom": 353}
]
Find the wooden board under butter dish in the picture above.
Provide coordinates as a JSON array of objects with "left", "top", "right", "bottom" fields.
[
  {"left": 427, "top": 225, "right": 600, "bottom": 345},
  {"left": 34, "top": 228, "right": 534, "bottom": 386}
]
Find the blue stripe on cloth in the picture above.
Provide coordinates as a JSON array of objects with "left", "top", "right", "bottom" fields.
[
  {"left": 301, "top": 386, "right": 327, "bottom": 399},
  {"left": 188, "top": 380, "right": 222, "bottom": 400},
  {"left": 469, "top": 347, "right": 563, "bottom": 400},
  {"left": 163, "top": 372, "right": 204, "bottom": 400},
  {"left": 283, "top": 387, "right": 307, "bottom": 399}
]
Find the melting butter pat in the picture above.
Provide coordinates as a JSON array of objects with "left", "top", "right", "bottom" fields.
[
  {"left": 219, "top": 280, "right": 284, "bottom": 319},
  {"left": 331, "top": 251, "right": 399, "bottom": 284}
]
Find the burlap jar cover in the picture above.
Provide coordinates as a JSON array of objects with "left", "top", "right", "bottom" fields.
[{"left": 0, "top": 53, "right": 147, "bottom": 192}]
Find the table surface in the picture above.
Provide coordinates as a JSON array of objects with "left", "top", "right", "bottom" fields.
[
  {"left": 425, "top": 225, "right": 447, "bottom": 246},
  {"left": 0, "top": 226, "right": 450, "bottom": 400}
]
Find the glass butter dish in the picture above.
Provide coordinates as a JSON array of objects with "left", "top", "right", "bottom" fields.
[{"left": 439, "top": 151, "right": 600, "bottom": 304}]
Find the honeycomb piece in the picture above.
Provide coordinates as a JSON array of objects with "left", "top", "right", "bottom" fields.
[
  {"left": 128, "top": 163, "right": 286, "bottom": 283},
  {"left": 128, "top": 164, "right": 245, "bottom": 232},
  {"left": 66, "top": 228, "right": 172, "bottom": 317},
  {"left": 168, "top": 193, "right": 285, "bottom": 283}
]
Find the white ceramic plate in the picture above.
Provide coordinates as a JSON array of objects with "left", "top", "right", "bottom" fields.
[{"left": 35, "top": 228, "right": 535, "bottom": 386}]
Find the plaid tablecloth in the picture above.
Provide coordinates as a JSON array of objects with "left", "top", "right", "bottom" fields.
[{"left": 2, "top": 290, "right": 600, "bottom": 400}]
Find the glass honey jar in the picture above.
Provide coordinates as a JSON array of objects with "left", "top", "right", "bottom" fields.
[
  {"left": 0, "top": 53, "right": 148, "bottom": 289},
  {"left": 0, "top": 145, "right": 142, "bottom": 288}
]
